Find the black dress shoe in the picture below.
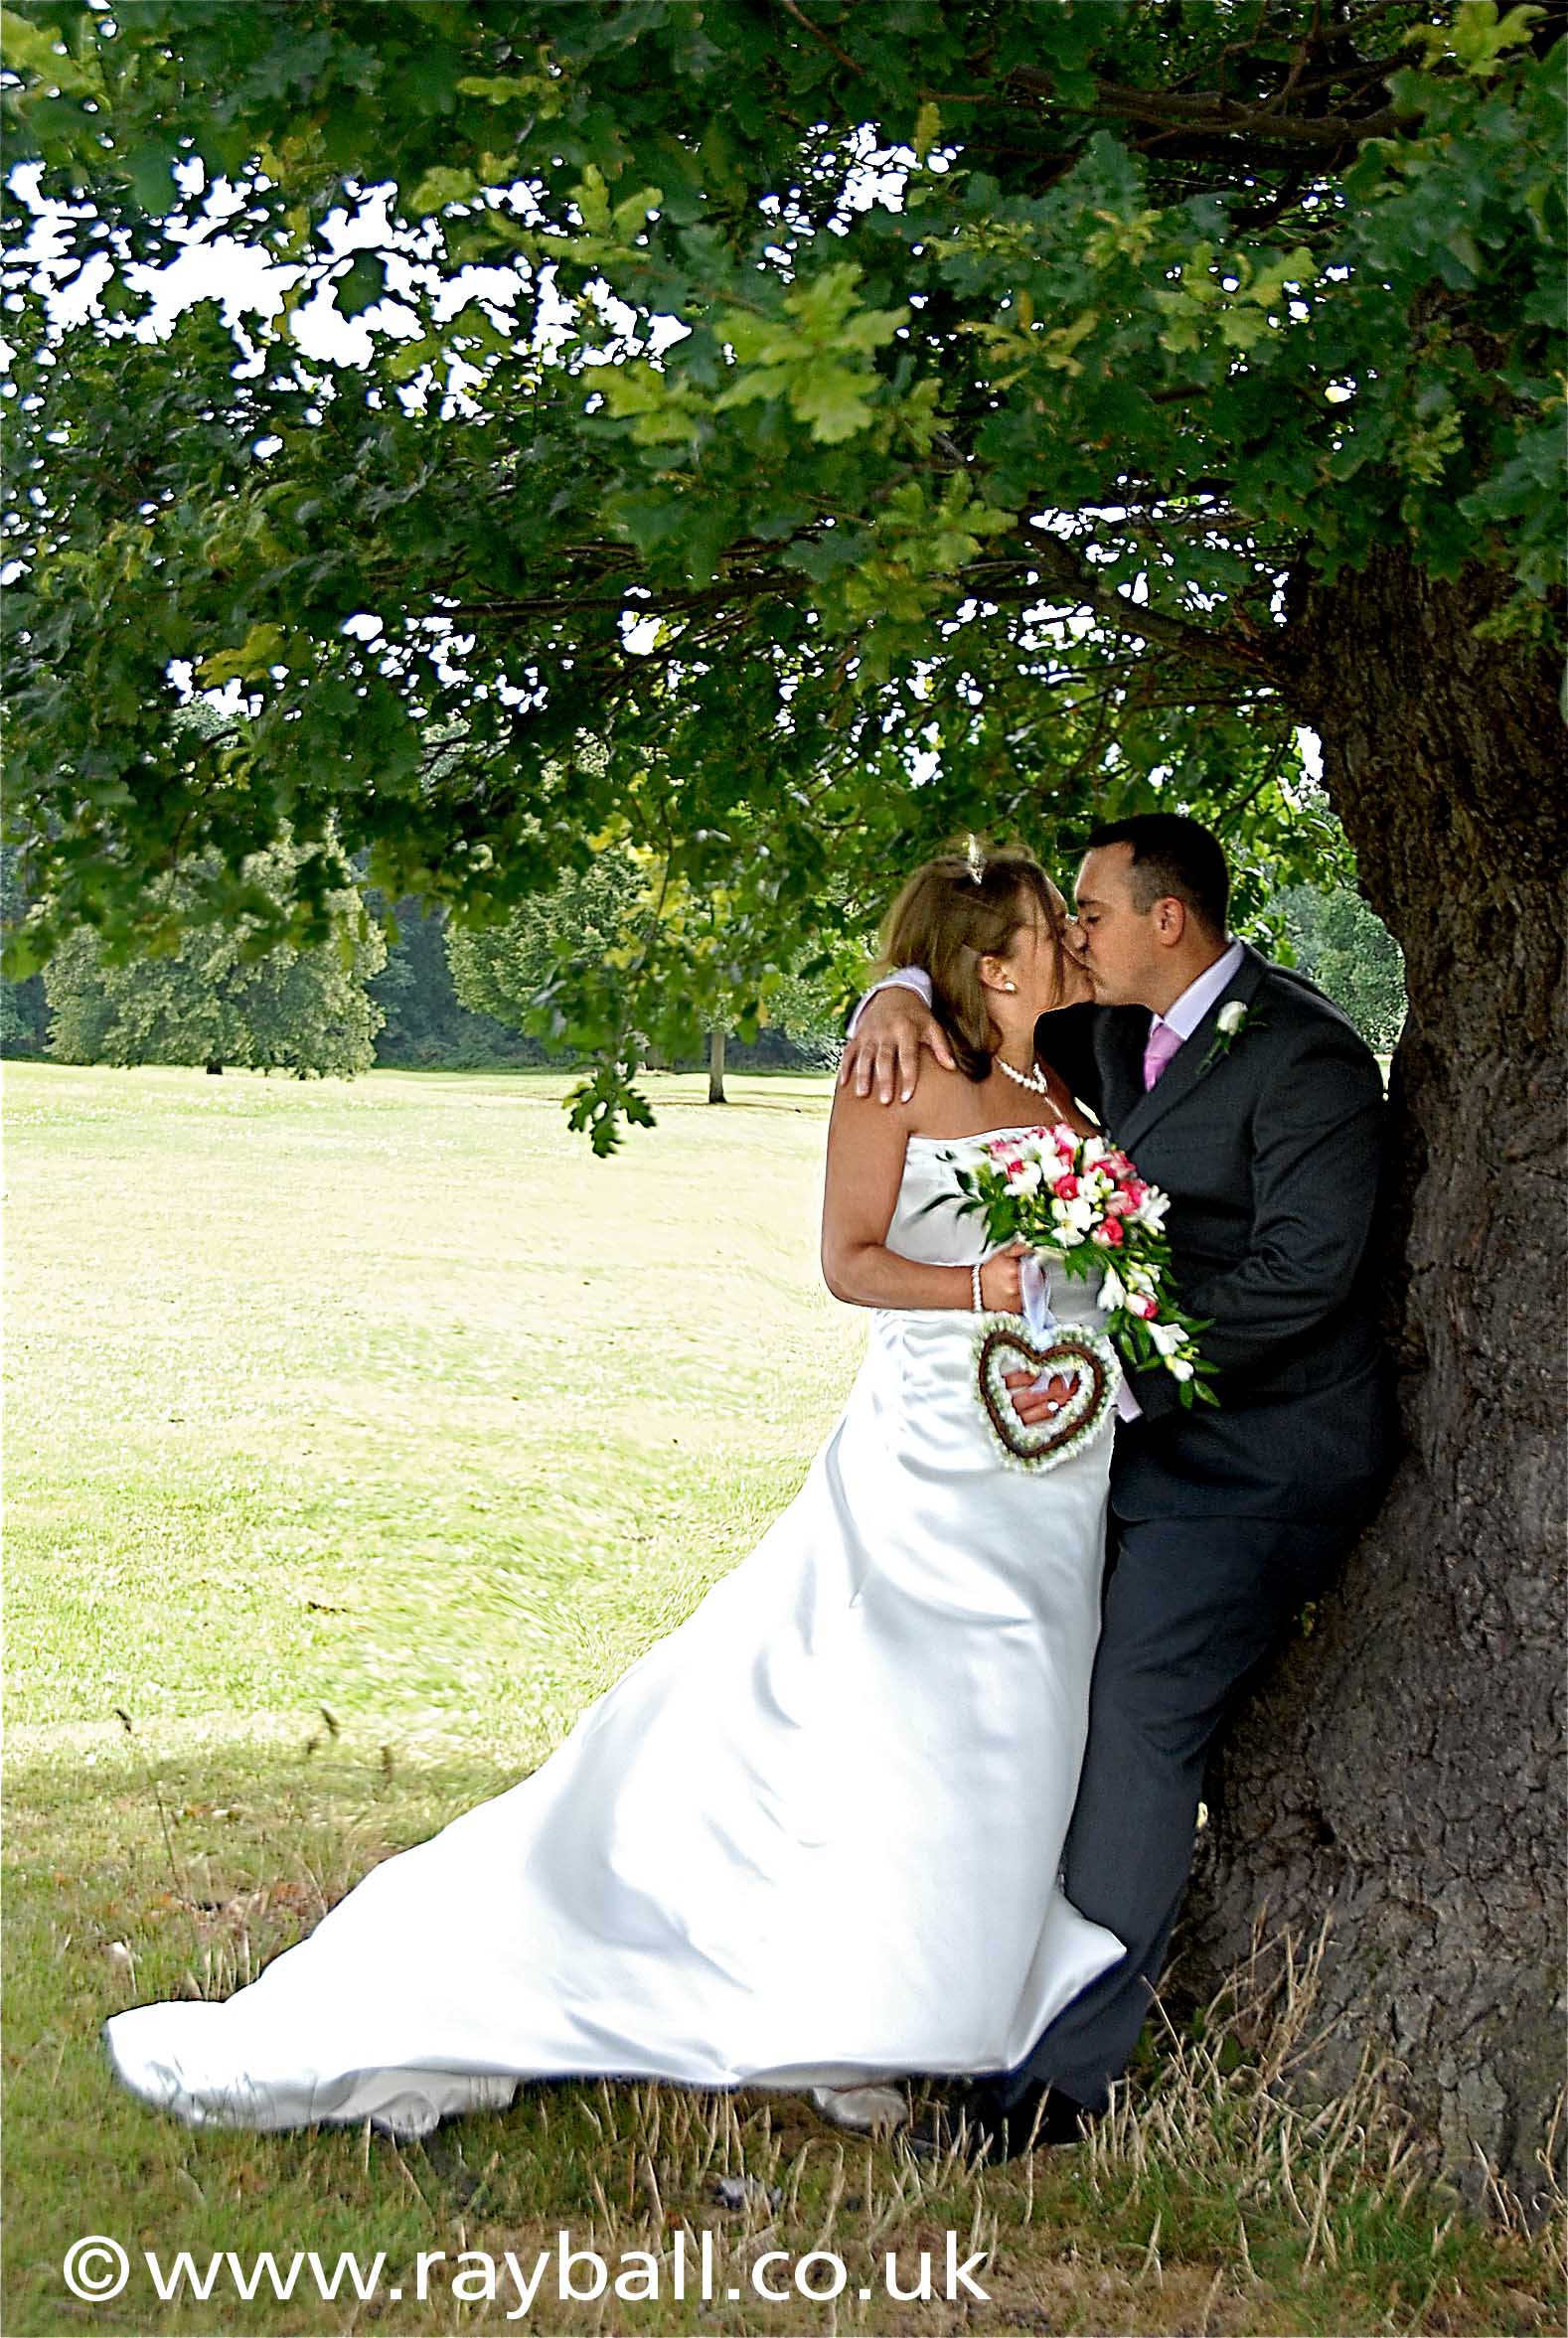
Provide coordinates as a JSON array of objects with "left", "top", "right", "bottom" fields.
[{"left": 903, "top": 2079, "right": 1092, "bottom": 2164}]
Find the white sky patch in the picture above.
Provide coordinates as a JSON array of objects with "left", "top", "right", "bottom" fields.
[{"left": 620, "top": 613, "right": 662, "bottom": 655}]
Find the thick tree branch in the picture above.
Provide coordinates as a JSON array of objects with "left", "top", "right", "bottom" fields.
[
  {"left": 1007, "top": 527, "right": 1281, "bottom": 684},
  {"left": 1004, "top": 67, "right": 1406, "bottom": 150}
]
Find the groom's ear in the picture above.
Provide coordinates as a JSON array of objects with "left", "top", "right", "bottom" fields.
[{"left": 1150, "top": 895, "right": 1187, "bottom": 946}]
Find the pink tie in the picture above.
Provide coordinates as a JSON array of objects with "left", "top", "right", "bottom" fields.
[{"left": 1142, "top": 1018, "right": 1182, "bottom": 1091}]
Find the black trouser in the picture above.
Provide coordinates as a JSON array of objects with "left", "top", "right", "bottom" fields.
[{"left": 998, "top": 1510, "right": 1359, "bottom": 2115}]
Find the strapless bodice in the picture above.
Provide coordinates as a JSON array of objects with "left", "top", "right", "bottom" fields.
[
  {"left": 885, "top": 1126, "right": 1044, "bottom": 1266},
  {"left": 880, "top": 1125, "right": 1110, "bottom": 1341}
]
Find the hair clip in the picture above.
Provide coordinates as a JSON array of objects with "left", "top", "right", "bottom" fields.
[{"left": 965, "top": 834, "right": 985, "bottom": 885}]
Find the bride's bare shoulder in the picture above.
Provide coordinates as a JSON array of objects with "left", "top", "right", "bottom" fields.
[
  {"left": 902, "top": 1060, "right": 992, "bottom": 1142},
  {"left": 827, "top": 1056, "right": 982, "bottom": 1153}
]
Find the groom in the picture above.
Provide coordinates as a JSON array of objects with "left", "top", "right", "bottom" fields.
[{"left": 844, "top": 813, "right": 1391, "bottom": 2156}]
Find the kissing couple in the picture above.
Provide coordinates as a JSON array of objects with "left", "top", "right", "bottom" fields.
[{"left": 105, "top": 812, "right": 1389, "bottom": 2159}]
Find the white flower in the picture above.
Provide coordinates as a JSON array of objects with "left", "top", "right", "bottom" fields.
[
  {"left": 1218, "top": 1001, "right": 1247, "bottom": 1037},
  {"left": 1080, "top": 1136, "right": 1107, "bottom": 1168},
  {"left": 1098, "top": 1269, "right": 1129, "bottom": 1311},
  {"left": 1133, "top": 1190, "right": 1171, "bottom": 1233},
  {"left": 1148, "top": 1318, "right": 1186, "bottom": 1358},
  {"left": 1007, "top": 1160, "right": 1043, "bottom": 1195},
  {"left": 1166, "top": 1356, "right": 1195, "bottom": 1382}
]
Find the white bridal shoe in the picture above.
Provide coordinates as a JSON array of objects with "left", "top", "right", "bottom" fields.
[{"left": 809, "top": 2082, "right": 910, "bottom": 2135}]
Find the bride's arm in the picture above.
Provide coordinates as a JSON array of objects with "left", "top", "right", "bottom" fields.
[{"left": 820, "top": 1085, "right": 1025, "bottom": 1313}]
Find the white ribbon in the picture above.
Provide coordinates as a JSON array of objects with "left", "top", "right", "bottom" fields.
[
  {"left": 1020, "top": 1252, "right": 1077, "bottom": 1399},
  {"left": 1019, "top": 1251, "right": 1057, "bottom": 1345}
]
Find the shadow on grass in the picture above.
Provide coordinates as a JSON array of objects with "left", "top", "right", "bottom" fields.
[
  {"left": 643, "top": 1095, "right": 827, "bottom": 1117},
  {"left": 5, "top": 1736, "right": 1563, "bottom": 2337}
]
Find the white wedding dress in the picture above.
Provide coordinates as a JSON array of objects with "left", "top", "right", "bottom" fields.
[{"left": 104, "top": 1129, "right": 1123, "bottom": 2136}]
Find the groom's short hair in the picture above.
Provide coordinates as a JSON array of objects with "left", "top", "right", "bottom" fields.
[{"left": 1082, "top": 814, "right": 1229, "bottom": 938}]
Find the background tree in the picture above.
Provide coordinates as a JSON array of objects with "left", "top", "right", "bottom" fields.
[
  {"left": 3, "top": 0, "right": 1562, "bottom": 2189},
  {"left": 445, "top": 843, "right": 650, "bottom": 1066},
  {"left": 748, "top": 963, "right": 851, "bottom": 1071},
  {"left": 0, "top": 847, "right": 48, "bottom": 1056},
  {"left": 446, "top": 842, "right": 845, "bottom": 1089},
  {"left": 45, "top": 840, "right": 387, "bottom": 1077},
  {"left": 1278, "top": 879, "right": 1407, "bottom": 1056},
  {"left": 365, "top": 892, "right": 529, "bottom": 1067}
]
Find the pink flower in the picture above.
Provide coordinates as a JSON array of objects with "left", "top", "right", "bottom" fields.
[
  {"left": 1103, "top": 1190, "right": 1133, "bottom": 1216},
  {"left": 1105, "top": 1150, "right": 1134, "bottom": 1179},
  {"left": 1053, "top": 1173, "right": 1079, "bottom": 1201},
  {"left": 1100, "top": 1218, "right": 1125, "bottom": 1246},
  {"left": 1130, "top": 1294, "right": 1159, "bottom": 1320}
]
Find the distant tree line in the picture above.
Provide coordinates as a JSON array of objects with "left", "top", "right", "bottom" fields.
[
  {"left": 2, "top": 842, "right": 851, "bottom": 1078},
  {"left": 36, "top": 838, "right": 387, "bottom": 1078},
  {"left": 3, "top": 844, "right": 1402, "bottom": 1076}
]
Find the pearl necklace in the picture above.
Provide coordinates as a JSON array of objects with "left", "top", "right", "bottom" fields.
[{"left": 995, "top": 1054, "right": 1052, "bottom": 1097}]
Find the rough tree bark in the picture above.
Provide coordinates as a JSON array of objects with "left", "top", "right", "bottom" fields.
[
  {"left": 707, "top": 1026, "right": 727, "bottom": 1105},
  {"left": 1179, "top": 550, "right": 1567, "bottom": 2205}
]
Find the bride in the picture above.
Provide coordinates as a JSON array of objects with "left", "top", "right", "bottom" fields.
[{"left": 104, "top": 848, "right": 1127, "bottom": 2139}]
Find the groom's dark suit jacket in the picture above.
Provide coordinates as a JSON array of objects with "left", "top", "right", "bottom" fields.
[{"left": 1039, "top": 943, "right": 1391, "bottom": 1525}]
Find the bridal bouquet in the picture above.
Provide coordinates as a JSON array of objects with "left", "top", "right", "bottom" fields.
[{"left": 950, "top": 1124, "right": 1216, "bottom": 1413}]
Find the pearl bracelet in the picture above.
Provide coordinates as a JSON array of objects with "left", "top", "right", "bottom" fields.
[{"left": 971, "top": 1263, "right": 984, "bottom": 1313}]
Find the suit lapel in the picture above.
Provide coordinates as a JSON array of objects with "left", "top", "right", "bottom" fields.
[
  {"left": 1111, "top": 943, "right": 1270, "bottom": 1153},
  {"left": 1093, "top": 1010, "right": 1149, "bottom": 1132}
]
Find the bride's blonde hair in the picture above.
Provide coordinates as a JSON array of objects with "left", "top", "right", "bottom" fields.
[{"left": 871, "top": 846, "right": 1068, "bottom": 1083}]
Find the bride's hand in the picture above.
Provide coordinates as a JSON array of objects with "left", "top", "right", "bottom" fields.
[
  {"left": 1003, "top": 1367, "right": 1078, "bottom": 1426},
  {"left": 978, "top": 1243, "right": 1033, "bottom": 1315}
]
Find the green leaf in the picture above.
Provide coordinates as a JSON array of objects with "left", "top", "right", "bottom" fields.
[
  {"left": 455, "top": 72, "right": 562, "bottom": 115},
  {"left": 123, "top": 139, "right": 177, "bottom": 215},
  {"left": 912, "top": 100, "right": 942, "bottom": 162},
  {"left": 573, "top": 164, "right": 611, "bottom": 234},
  {"left": 198, "top": 625, "right": 289, "bottom": 686},
  {"left": 387, "top": 334, "right": 439, "bottom": 383},
  {"left": 335, "top": 251, "right": 388, "bottom": 319},
  {"left": 1410, "top": 0, "right": 1546, "bottom": 78},
  {"left": 612, "top": 185, "right": 664, "bottom": 237},
  {"left": 0, "top": 12, "right": 101, "bottom": 96},
  {"left": 407, "top": 166, "right": 478, "bottom": 213},
  {"left": 781, "top": 528, "right": 871, "bottom": 583},
  {"left": 790, "top": 361, "right": 881, "bottom": 444}
]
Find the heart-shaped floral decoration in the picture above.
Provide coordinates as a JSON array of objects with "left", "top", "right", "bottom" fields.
[{"left": 973, "top": 1321, "right": 1122, "bottom": 1473}]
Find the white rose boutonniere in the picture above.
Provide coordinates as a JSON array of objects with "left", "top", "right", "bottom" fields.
[{"left": 1200, "top": 998, "right": 1268, "bottom": 1073}]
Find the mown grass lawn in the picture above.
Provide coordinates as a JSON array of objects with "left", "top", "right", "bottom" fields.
[{"left": 4, "top": 1062, "right": 1560, "bottom": 2336}]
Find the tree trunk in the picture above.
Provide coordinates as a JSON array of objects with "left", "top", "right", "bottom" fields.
[
  {"left": 707, "top": 1025, "right": 727, "bottom": 1104},
  {"left": 1179, "top": 550, "right": 1566, "bottom": 2206}
]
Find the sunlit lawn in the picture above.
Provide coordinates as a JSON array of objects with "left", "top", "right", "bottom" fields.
[
  {"left": 7, "top": 1062, "right": 861, "bottom": 1750},
  {"left": 3, "top": 1063, "right": 1559, "bottom": 2336}
]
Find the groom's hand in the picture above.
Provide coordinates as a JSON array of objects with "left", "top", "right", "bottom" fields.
[
  {"left": 1004, "top": 1368, "right": 1076, "bottom": 1426},
  {"left": 840, "top": 987, "right": 955, "bottom": 1103}
]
